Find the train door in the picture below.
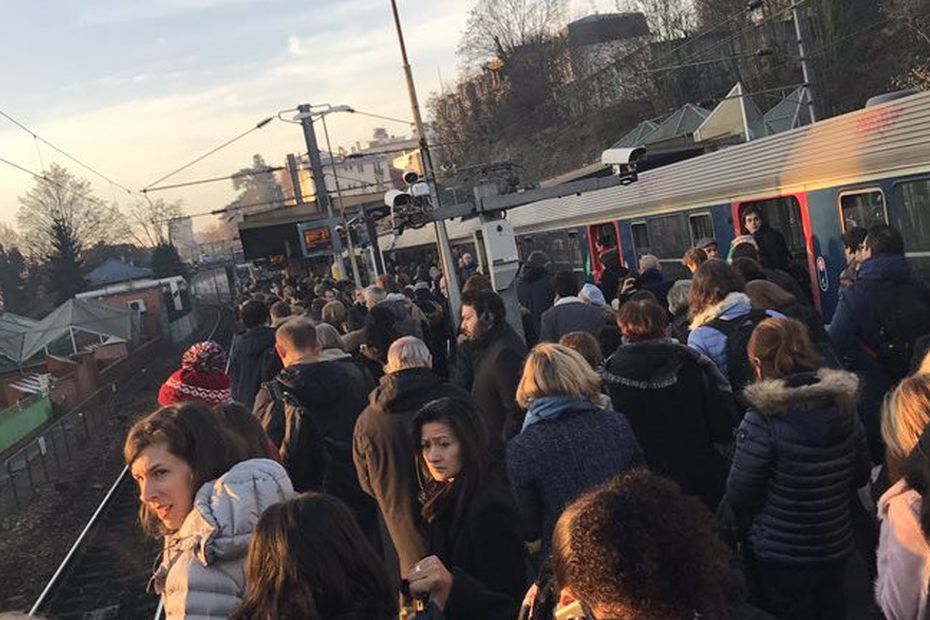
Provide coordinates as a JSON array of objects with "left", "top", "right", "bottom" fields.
[
  {"left": 586, "top": 221, "right": 623, "bottom": 283},
  {"left": 891, "top": 177, "right": 930, "bottom": 284},
  {"left": 734, "top": 194, "right": 819, "bottom": 308}
]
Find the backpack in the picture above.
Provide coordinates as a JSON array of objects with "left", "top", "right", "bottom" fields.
[
  {"left": 868, "top": 281, "right": 930, "bottom": 380},
  {"left": 707, "top": 310, "right": 770, "bottom": 403},
  {"left": 258, "top": 380, "right": 346, "bottom": 493}
]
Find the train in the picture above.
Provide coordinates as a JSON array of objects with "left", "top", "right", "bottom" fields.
[{"left": 382, "top": 90, "right": 930, "bottom": 319}]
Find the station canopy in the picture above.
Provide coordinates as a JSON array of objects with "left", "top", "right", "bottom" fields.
[{"left": 0, "top": 298, "right": 140, "bottom": 365}]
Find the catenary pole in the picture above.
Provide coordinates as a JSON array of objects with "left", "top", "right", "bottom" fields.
[
  {"left": 297, "top": 103, "right": 347, "bottom": 276},
  {"left": 791, "top": 1, "right": 817, "bottom": 123},
  {"left": 389, "top": 0, "right": 462, "bottom": 326}
]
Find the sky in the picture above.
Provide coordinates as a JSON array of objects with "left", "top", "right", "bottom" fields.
[{"left": 0, "top": 0, "right": 617, "bottom": 234}]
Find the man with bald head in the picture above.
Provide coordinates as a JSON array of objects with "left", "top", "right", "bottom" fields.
[{"left": 353, "top": 336, "right": 472, "bottom": 576}]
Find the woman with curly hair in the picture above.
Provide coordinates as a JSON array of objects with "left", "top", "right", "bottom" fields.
[{"left": 546, "top": 469, "right": 761, "bottom": 620}]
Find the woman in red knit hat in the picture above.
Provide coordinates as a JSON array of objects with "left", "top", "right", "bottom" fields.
[{"left": 158, "top": 341, "right": 232, "bottom": 408}]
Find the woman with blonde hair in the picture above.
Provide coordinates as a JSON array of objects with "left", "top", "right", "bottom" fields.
[
  {"left": 506, "top": 343, "right": 643, "bottom": 559},
  {"left": 875, "top": 376, "right": 930, "bottom": 619},
  {"left": 881, "top": 374, "right": 930, "bottom": 482}
]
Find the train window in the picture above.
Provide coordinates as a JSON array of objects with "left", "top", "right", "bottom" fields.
[
  {"left": 520, "top": 231, "right": 584, "bottom": 273},
  {"left": 893, "top": 180, "right": 930, "bottom": 251},
  {"left": 688, "top": 213, "right": 714, "bottom": 244},
  {"left": 646, "top": 214, "right": 691, "bottom": 260},
  {"left": 631, "top": 222, "right": 649, "bottom": 257},
  {"left": 839, "top": 190, "right": 886, "bottom": 231}
]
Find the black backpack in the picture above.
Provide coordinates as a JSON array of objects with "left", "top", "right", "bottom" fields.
[
  {"left": 258, "top": 380, "right": 346, "bottom": 493},
  {"left": 868, "top": 281, "right": 930, "bottom": 380},
  {"left": 707, "top": 310, "right": 770, "bottom": 403}
]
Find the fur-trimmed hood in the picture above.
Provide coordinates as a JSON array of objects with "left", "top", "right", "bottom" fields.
[
  {"left": 603, "top": 338, "right": 731, "bottom": 393},
  {"left": 690, "top": 292, "right": 751, "bottom": 330},
  {"left": 743, "top": 368, "right": 859, "bottom": 416}
]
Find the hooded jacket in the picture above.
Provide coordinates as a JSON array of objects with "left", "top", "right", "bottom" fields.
[
  {"left": 153, "top": 459, "right": 293, "bottom": 619},
  {"left": 506, "top": 397, "right": 643, "bottom": 558},
  {"left": 228, "top": 325, "right": 276, "bottom": 409},
  {"left": 603, "top": 338, "right": 736, "bottom": 509},
  {"left": 353, "top": 367, "right": 471, "bottom": 576},
  {"left": 875, "top": 479, "right": 930, "bottom": 620},
  {"left": 726, "top": 369, "right": 871, "bottom": 564},
  {"left": 688, "top": 292, "right": 782, "bottom": 379},
  {"left": 252, "top": 358, "right": 378, "bottom": 541}
]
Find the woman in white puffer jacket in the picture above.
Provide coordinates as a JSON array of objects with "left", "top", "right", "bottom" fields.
[{"left": 125, "top": 402, "right": 293, "bottom": 619}]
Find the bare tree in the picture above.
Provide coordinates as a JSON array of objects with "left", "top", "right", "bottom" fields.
[
  {"left": 127, "top": 197, "right": 183, "bottom": 247},
  {"left": 0, "top": 222, "right": 22, "bottom": 251},
  {"left": 458, "top": 0, "right": 568, "bottom": 68},
  {"left": 16, "top": 163, "right": 128, "bottom": 259},
  {"left": 616, "top": 0, "right": 695, "bottom": 41}
]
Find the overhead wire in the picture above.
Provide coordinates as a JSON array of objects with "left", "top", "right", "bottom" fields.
[{"left": 0, "top": 107, "right": 136, "bottom": 195}]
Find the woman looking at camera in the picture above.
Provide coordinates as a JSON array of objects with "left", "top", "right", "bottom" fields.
[
  {"left": 124, "top": 403, "right": 293, "bottom": 619},
  {"left": 407, "top": 397, "right": 526, "bottom": 620}
]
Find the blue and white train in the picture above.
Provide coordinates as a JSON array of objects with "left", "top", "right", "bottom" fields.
[{"left": 383, "top": 90, "right": 930, "bottom": 319}]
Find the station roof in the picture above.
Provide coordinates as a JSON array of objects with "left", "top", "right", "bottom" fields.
[{"left": 86, "top": 257, "right": 152, "bottom": 288}]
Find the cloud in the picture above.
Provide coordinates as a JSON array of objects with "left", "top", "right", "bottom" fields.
[
  {"left": 287, "top": 35, "right": 307, "bottom": 58},
  {"left": 77, "top": 0, "right": 259, "bottom": 26}
]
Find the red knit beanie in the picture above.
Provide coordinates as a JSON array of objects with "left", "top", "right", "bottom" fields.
[{"left": 158, "top": 341, "right": 232, "bottom": 407}]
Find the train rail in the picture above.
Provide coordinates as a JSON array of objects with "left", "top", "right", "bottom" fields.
[{"left": 28, "top": 302, "right": 236, "bottom": 619}]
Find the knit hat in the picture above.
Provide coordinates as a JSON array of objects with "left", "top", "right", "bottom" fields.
[
  {"left": 157, "top": 341, "right": 232, "bottom": 407},
  {"left": 579, "top": 282, "right": 606, "bottom": 307}
]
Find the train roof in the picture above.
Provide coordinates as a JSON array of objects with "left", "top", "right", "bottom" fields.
[{"left": 383, "top": 90, "right": 930, "bottom": 250}]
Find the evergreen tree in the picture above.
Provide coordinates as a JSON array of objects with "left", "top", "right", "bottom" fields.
[
  {"left": 46, "top": 218, "right": 86, "bottom": 305},
  {"left": 152, "top": 243, "right": 189, "bottom": 279},
  {"left": 0, "top": 245, "right": 27, "bottom": 313}
]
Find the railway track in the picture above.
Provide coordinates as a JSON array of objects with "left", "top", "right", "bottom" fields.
[{"left": 29, "top": 303, "right": 236, "bottom": 619}]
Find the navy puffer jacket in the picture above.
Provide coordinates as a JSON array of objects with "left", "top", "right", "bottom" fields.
[{"left": 726, "top": 368, "right": 871, "bottom": 564}]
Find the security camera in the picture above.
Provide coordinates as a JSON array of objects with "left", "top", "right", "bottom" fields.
[
  {"left": 409, "top": 182, "right": 431, "bottom": 198},
  {"left": 601, "top": 146, "right": 646, "bottom": 185},
  {"left": 384, "top": 189, "right": 412, "bottom": 208},
  {"left": 334, "top": 224, "right": 345, "bottom": 234},
  {"left": 402, "top": 170, "right": 420, "bottom": 185}
]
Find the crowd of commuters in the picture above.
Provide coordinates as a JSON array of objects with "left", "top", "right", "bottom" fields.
[{"left": 61, "top": 214, "right": 930, "bottom": 619}]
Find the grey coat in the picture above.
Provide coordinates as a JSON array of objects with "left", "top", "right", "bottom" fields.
[
  {"left": 539, "top": 298, "right": 605, "bottom": 343},
  {"left": 153, "top": 459, "right": 294, "bottom": 619}
]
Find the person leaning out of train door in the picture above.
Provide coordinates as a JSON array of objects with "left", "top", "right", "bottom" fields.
[
  {"left": 125, "top": 403, "right": 293, "bottom": 619},
  {"left": 741, "top": 205, "right": 791, "bottom": 272}
]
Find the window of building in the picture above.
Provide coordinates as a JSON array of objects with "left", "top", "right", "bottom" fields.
[{"left": 839, "top": 189, "right": 886, "bottom": 231}]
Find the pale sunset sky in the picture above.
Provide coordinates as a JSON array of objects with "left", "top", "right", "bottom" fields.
[{"left": 0, "top": 0, "right": 617, "bottom": 233}]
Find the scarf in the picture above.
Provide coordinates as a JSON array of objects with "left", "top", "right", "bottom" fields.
[{"left": 521, "top": 395, "right": 586, "bottom": 432}]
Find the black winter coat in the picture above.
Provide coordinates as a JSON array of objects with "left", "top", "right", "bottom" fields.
[
  {"left": 516, "top": 265, "right": 554, "bottom": 340},
  {"left": 228, "top": 325, "right": 276, "bottom": 410},
  {"left": 753, "top": 224, "right": 791, "bottom": 272},
  {"left": 539, "top": 299, "right": 606, "bottom": 343},
  {"left": 506, "top": 399, "right": 643, "bottom": 557},
  {"left": 253, "top": 359, "right": 379, "bottom": 543},
  {"left": 425, "top": 473, "right": 526, "bottom": 620},
  {"left": 726, "top": 368, "right": 871, "bottom": 564},
  {"left": 603, "top": 339, "right": 736, "bottom": 509},
  {"left": 469, "top": 323, "right": 528, "bottom": 444},
  {"left": 353, "top": 368, "right": 471, "bottom": 576}
]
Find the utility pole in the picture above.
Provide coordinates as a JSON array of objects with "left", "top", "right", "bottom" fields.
[
  {"left": 791, "top": 0, "right": 817, "bottom": 123},
  {"left": 319, "top": 114, "right": 363, "bottom": 288},
  {"left": 297, "top": 103, "right": 347, "bottom": 276},
  {"left": 389, "top": 0, "right": 462, "bottom": 326}
]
